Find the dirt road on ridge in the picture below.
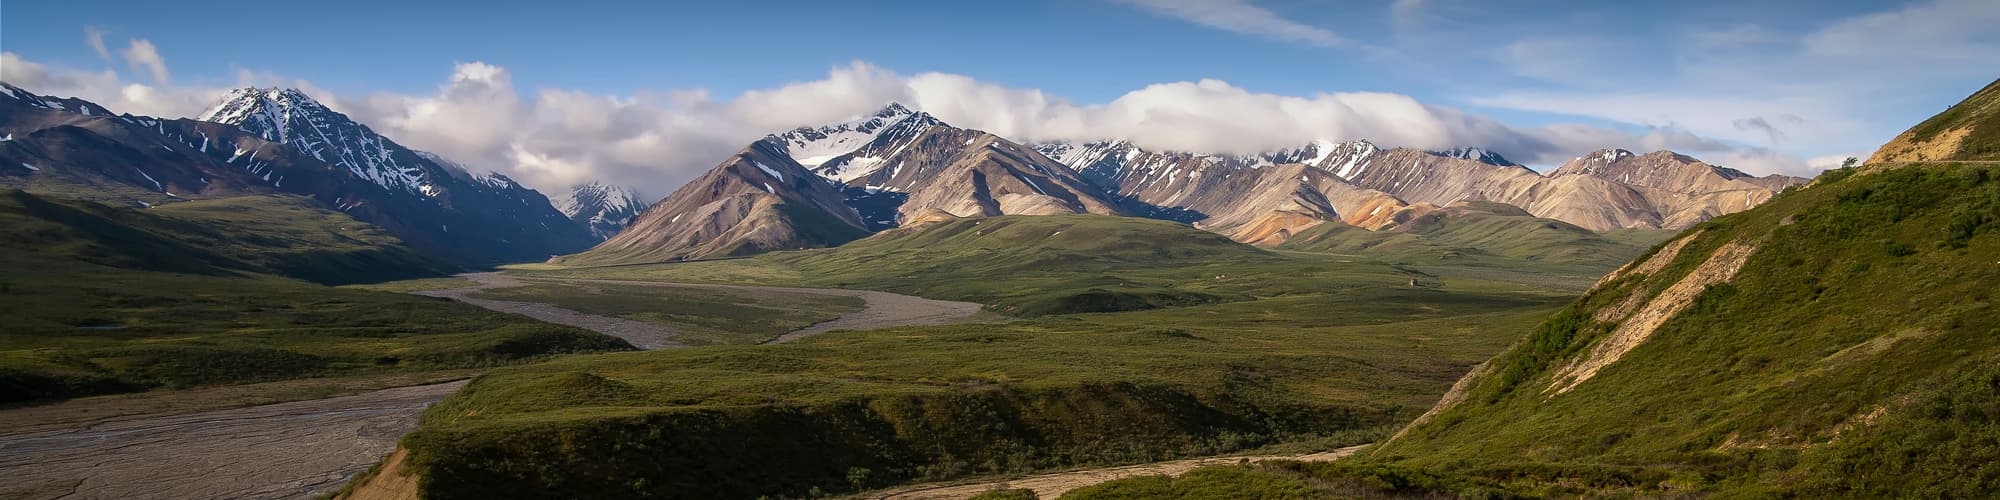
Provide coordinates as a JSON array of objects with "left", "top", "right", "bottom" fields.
[{"left": 874, "top": 445, "right": 1371, "bottom": 499}]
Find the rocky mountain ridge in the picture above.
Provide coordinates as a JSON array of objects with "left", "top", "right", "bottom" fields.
[{"left": 0, "top": 82, "right": 596, "bottom": 263}]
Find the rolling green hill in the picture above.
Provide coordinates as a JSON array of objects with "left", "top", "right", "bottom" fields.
[
  {"left": 1079, "top": 162, "right": 2000, "bottom": 498},
  {"left": 1279, "top": 201, "right": 1673, "bottom": 269},
  {"left": 1352, "top": 161, "right": 2000, "bottom": 496},
  {"left": 346, "top": 210, "right": 1659, "bottom": 499},
  {"left": 375, "top": 286, "right": 1565, "bottom": 499},
  {"left": 1074, "top": 81, "right": 2000, "bottom": 498},
  {"left": 526, "top": 213, "right": 1651, "bottom": 317},
  {"left": 0, "top": 191, "right": 632, "bottom": 403},
  {"left": 0, "top": 190, "right": 452, "bottom": 284},
  {"left": 528, "top": 215, "right": 1326, "bottom": 316}
]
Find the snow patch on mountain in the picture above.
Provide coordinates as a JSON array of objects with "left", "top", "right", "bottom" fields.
[
  {"left": 555, "top": 181, "right": 647, "bottom": 239},
  {"left": 1430, "top": 147, "right": 1523, "bottom": 167},
  {"left": 200, "top": 87, "right": 431, "bottom": 196},
  {"left": 769, "top": 103, "right": 920, "bottom": 168}
]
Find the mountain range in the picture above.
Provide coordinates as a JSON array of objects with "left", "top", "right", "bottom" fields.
[
  {"left": 0, "top": 84, "right": 596, "bottom": 263},
  {"left": 0, "top": 81, "right": 1806, "bottom": 268},
  {"left": 572, "top": 102, "right": 1805, "bottom": 264}
]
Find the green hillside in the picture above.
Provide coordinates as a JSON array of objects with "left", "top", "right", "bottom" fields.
[
  {"left": 1279, "top": 201, "right": 1672, "bottom": 269},
  {"left": 533, "top": 215, "right": 1342, "bottom": 315},
  {"left": 0, "top": 191, "right": 632, "bottom": 403},
  {"left": 387, "top": 288, "right": 1561, "bottom": 499},
  {"left": 0, "top": 190, "right": 452, "bottom": 284},
  {"left": 1360, "top": 161, "right": 2000, "bottom": 496},
  {"left": 1071, "top": 161, "right": 1999, "bottom": 498},
  {"left": 531, "top": 213, "right": 1656, "bottom": 318},
  {"left": 361, "top": 212, "right": 1646, "bottom": 499}
]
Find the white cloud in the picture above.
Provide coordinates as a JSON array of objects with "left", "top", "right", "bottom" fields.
[
  {"left": 2, "top": 51, "right": 219, "bottom": 118},
  {"left": 1464, "top": 1, "right": 2000, "bottom": 177},
  {"left": 0, "top": 53, "right": 48, "bottom": 83},
  {"left": 120, "top": 39, "right": 169, "bottom": 83},
  {"left": 1114, "top": 0, "right": 1352, "bottom": 48},
  {"left": 85, "top": 27, "right": 111, "bottom": 61},
  {"left": 5, "top": 49, "right": 1810, "bottom": 200}
]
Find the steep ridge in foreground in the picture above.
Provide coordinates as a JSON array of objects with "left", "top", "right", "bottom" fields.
[
  {"left": 1070, "top": 161, "right": 2000, "bottom": 498},
  {"left": 1370, "top": 162, "right": 2000, "bottom": 496}
]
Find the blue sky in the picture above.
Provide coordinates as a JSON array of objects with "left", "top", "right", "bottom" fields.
[{"left": 3, "top": 0, "right": 1997, "bottom": 193}]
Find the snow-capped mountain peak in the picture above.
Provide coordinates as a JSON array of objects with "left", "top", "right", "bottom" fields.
[
  {"left": 199, "top": 87, "right": 436, "bottom": 196},
  {"left": 768, "top": 103, "right": 941, "bottom": 169},
  {"left": 1429, "top": 147, "right": 1522, "bottom": 167},
  {"left": 555, "top": 181, "right": 647, "bottom": 239}
]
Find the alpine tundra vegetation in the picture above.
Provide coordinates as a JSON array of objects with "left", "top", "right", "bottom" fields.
[{"left": 0, "top": 2, "right": 1991, "bottom": 499}]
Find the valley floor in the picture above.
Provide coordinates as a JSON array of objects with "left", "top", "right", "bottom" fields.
[
  {"left": 0, "top": 381, "right": 465, "bottom": 500},
  {"left": 416, "top": 272, "right": 986, "bottom": 347},
  {"left": 0, "top": 277, "right": 986, "bottom": 500}
]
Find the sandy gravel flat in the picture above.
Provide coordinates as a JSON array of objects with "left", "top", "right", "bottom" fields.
[
  {"left": 423, "top": 272, "right": 984, "bottom": 346},
  {"left": 414, "top": 272, "right": 686, "bottom": 349},
  {"left": 874, "top": 445, "right": 1370, "bottom": 500},
  {"left": 0, "top": 381, "right": 466, "bottom": 500}
]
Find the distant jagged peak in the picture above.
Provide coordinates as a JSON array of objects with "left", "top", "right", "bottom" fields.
[
  {"left": 1427, "top": 147, "right": 1522, "bottom": 167},
  {"left": 197, "top": 85, "right": 444, "bottom": 196},
  {"left": 557, "top": 181, "right": 645, "bottom": 218},
  {"left": 876, "top": 101, "right": 914, "bottom": 117},
  {"left": 1579, "top": 148, "right": 1638, "bottom": 164},
  {"left": 198, "top": 87, "right": 335, "bottom": 127},
  {"left": 767, "top": 102, "right": 946, "bottom": 169}
]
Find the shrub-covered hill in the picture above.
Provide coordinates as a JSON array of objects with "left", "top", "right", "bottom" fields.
[
  {"left": 1279, "top": 200, "right": 1671, "bottom": 269},
  {"left": 1071, "top": 161, "right": 2000, "bottom": 498},
  {"left": 1371, "top": 161, "right": 2000, "bottom": 496},
  {"left": 0, "top": 191, "right": 632, "bottom": 403},
  {"left": 0, "top": 190, "right": 452, "bottom": 284}
]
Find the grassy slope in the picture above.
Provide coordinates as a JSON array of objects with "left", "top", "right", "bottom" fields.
[
  {"left": 144, "top": 195, "right": 460, "bottom": 284},
  {"left": 1363, "top": 163, "right": 2000, "bottom": 496},
  {"left": 1279, "top": 201, "right": 1674, "bottom": 270},
  {"left": 466, "top": 282, "right": 865, "bottom": 345},
  {"left": 401, "top": 300, "right": 1558, "bottom": 499},
  {"left": 0, "top": 191, "right": 632, "bottom": 403},
  {"left": 1087, "top": 162, "right": 2000, "bottom": 498},
  {"left": 523, "top": 214, "right": 1633, "bottom": 317},
  {"left": 384, "top": 214, "right": 1647, "bottom": 499},
  {"left": 0, "top": 190, "right": 453, "bottom": 285}
]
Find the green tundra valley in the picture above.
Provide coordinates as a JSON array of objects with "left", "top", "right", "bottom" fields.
[{"left": 2, "top": 4, "right": 1993, "bottom": 499}]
